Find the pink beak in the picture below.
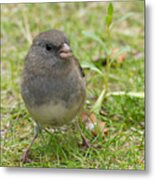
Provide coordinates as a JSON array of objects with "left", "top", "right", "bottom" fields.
[{"left": 59, "top": 43, "right": 72, "bottom": 59}]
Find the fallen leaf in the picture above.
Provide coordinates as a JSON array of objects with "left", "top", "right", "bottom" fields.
[
  {"left": 81, "top": 112, "right": 108, "bottom": 137},
  {"left": 81, "top": 111, "right": 89, "bottom": 123},
  {"left": 89, "top": 112, "right": 97, "bottom": 123},
  {"left": 94, "top": 47, "right": 128, "bottom": 67}
]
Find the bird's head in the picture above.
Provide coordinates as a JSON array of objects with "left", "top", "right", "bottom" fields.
[{"left": 29, "top": 29, "right": 73, "bottom": 65}]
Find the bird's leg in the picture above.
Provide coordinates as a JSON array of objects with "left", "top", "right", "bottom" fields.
[
  {"left": 81, "top": 131, "right": 91, "bottom": 148},
  {"left": 21, "top": 123, "right": 41, "bottom": 163},
  {"left": 76, "top": 120, "right": 91, "bottom": 148}
]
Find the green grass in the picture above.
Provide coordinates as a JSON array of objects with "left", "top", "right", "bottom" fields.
[{"left": 1, "top": 1, "right": 144, "bottom": 169}]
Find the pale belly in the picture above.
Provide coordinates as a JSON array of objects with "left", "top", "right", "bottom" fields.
[{"left": 27, "top": 100, "right": 82, "bottom": 127}]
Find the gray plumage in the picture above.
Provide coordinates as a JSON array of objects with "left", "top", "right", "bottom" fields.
[{"left": 21, "top": 29, "right": 86, "bottom": 127}]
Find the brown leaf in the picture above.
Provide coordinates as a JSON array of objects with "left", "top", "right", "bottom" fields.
[
  {"left": 111, "top": 48, "right": 127, "bottom": 64},
  {"left": 81, "top": 111, "right": 108, "bottom": 137},
  {"left": 81, "top": 111, "right": 89, "bottom": 123},
  {"left": 94, "top": 47, "right": 127, "bottom": 67},
  {"left": 92, "top": 121, "right": 108, "bottom": 137},
  {"left": 89, "top": 112, "right": 97, "bottom": 123}
]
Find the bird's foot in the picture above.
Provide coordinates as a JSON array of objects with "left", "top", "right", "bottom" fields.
[
  {"left": 21, "top": 150, "right": 32, "bottom": 163},
  {"left": 81, "top": 134, "right": 91, "bottom": 148}
]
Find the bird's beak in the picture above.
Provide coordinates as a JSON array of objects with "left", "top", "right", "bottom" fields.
[{"left": 59, "top": 43, "right": 72, "bottom": 59}]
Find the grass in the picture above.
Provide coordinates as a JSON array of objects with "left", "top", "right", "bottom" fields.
[{"left": 1, "top": 1, "right": 144, "bottom": 169}]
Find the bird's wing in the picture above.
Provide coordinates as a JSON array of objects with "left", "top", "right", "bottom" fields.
[{"left": 73, "top": 57, "right": 85, "bottom": 78}]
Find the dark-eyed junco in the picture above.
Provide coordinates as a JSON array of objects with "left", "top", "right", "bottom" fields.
[{"left": 21, "top": 29, "right": 86, "bottom": 162}]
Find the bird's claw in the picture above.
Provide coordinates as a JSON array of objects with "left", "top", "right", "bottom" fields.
[{"left": 21, "top": 150, "right": 32, "bottom": 163}]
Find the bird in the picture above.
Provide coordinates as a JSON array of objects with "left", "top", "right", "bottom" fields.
[{"left": 21, "top": 29, "right": 87, "bottom": 163}]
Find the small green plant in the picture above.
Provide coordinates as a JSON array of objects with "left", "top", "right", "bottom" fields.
[
  {"left": 83, "top": 2, "right": 114, "bottom": 113},
  {"left": 104, "top": 2, "right": 114, "bottom": 96},
  {"left": 82, "top": 3, "right": 144, "bottom": 114}
]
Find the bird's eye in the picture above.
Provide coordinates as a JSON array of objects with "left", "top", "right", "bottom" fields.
[{"left": 45, "top": 44, "right": 52, "bottom": 51}]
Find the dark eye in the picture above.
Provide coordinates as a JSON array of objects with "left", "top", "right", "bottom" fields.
[{"left": 45, "top": 44, "right": 52, "bottom": 51}]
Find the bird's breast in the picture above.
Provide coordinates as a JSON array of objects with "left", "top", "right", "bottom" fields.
[
  {"left": 21, "top": 63, "right": 86, "bottom": 127},
  {"left": 27, "top": 99, "right": 82, "bottom": 127}
]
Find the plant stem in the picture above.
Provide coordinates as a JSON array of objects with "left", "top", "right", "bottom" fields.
[{"left": 104, "top": 26, "right": 111, "bottom": 98}]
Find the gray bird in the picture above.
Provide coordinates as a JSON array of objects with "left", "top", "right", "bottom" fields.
[{"left": 21, "top": 29, "right": 87, "bottom": 163}]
